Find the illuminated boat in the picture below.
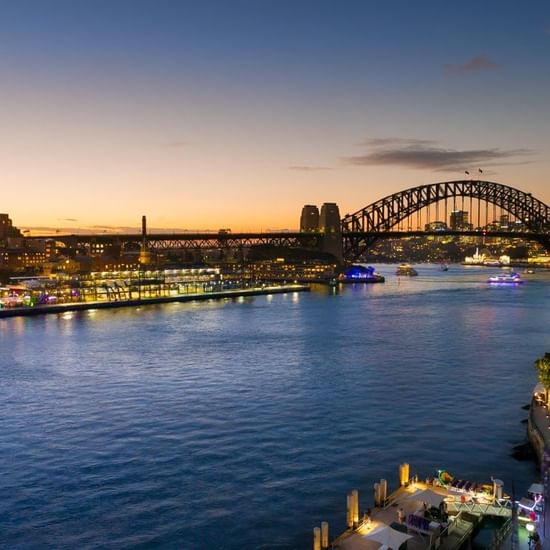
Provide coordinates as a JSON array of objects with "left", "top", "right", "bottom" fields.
[
  {"left": 339, "top": 265, "right": 385, "bottom": 283},
  {"left": 487, "top": 272, "right": 524, "bottom": 284},
  {"left": 396, "top": 263, "right": 418, "bottom": 276}
]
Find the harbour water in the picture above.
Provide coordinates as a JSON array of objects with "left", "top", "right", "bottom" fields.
[{"left": 0, "top": 265, "right": 548, "bottom": 549}]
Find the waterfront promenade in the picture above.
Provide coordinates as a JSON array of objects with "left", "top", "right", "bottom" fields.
[{"left": 0, "top": 284, "right": 309, "bottom": 318}]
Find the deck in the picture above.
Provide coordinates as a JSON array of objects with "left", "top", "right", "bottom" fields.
[{"left": 332, "top": 482, "right": 510, "bottom": 550}]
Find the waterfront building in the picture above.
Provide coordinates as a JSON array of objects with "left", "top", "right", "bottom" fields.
[
  {"left": 0, "top": 267, "right": 224, "bottom": 309},
  {"left": 249, "top": 258, "right": 336, "bottom": 283},
  {"left": 300, "top": 205, "right": 320, "bottom": 232},
  {"left": 0, "top": 248, "right": 48, "bottom": 271}
]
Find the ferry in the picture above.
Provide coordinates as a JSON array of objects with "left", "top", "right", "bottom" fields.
[
  {"left": 487, "top": 272, "right": 524, "bottom": 284},
  {"left": 396, "top": 263, "right": 418, "bottom": 276}
]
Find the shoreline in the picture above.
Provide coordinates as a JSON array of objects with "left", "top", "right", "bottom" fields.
[{"left": 0, "top": 284, "right": 310, "bottom": 319}]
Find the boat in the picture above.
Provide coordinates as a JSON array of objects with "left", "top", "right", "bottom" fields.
[
  {"left": 339, "top": 265, "right": 385, "bottom": 283},
  {"left": 487, "top": 272, "right": 524, "bottom": 284},
  {"left": 396, "top": 263, "right": 418, "bottom": 276}
]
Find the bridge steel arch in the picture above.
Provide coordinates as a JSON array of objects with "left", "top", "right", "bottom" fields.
[{"left": 341, "top": 180, "right": 550, "bottom": 261}]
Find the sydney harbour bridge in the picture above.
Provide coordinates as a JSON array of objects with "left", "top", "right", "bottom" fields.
[{"left": 46, "top": 180, "right": 550, "bottom": 263}]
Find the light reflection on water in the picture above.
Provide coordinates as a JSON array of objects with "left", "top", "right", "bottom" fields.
[{"left": 0, "top": 265, "right": 547, "bottom": 549}]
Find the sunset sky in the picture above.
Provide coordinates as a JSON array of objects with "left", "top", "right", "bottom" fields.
[{"left": 1, "top": 0, "right": 549, "bottom": 232}]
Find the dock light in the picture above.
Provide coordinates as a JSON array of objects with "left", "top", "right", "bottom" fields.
[{"left": 526, "top": 522, "right": 535, "bottom": 533}]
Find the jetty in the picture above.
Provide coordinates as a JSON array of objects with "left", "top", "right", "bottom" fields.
[
  {"left": 313, "top": 464, "right": 516, "bottom": 550},
  {"left": 0, "top": 284, "right": 309, "bottom": 318}
]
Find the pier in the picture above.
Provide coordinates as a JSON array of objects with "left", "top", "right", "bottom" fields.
[
  {"left": 0, "top": 284, "right": 309, "bottom": 318},
  {"left": 314, "top": 465, "right": 516, "bottom": 550}
]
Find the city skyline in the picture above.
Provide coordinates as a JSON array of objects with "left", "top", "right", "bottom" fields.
[{"left": 1, "top": 0, "right": 549, "bottom": 231}]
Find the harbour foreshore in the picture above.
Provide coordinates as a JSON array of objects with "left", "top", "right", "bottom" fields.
[
  {"left": 527, "top": 393, "right": 549, "bottom": 465},
  {"left": 0, "top": 284, "right": 309, "bottom": 318}
]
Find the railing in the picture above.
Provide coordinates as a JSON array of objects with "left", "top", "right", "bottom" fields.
[
  {"left": 487, "top": 518, "right": 512, "bottom": 550},
  {"left": 445, "top": 513, "right": 476, "bottom": 550}
]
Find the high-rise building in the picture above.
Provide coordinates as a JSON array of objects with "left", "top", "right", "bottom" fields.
[
  {"left": 449, "top": 210, "right": 471, "bottom": 230},
  {"left": 300, "top": 205, "right": 320, "bottom": 232}
]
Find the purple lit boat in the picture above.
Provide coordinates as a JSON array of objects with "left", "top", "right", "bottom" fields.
[
  {"left": 487, "top": 272, "right": 524, "bottom": 284},
  {"left": 339, "top": 265, "right": 385, "bottom": 284}
]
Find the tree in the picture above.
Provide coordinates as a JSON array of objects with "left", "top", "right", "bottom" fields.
[{"left": 535, "top": 353, "right": 550, "bottom": 404}]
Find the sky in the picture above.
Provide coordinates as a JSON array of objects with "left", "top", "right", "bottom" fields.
[{"left": 1, "top": 0, "right": 549, "bottom": 232}]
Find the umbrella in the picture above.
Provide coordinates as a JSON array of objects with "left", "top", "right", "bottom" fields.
[
  {"left": 528, "top": 483, "right": 543, "bottom": 495},
  {"left": 406, "top": 489, "right": 445, "bottom": 507},
  {"left": 364, "top": 525, "right": 413, "bottom": 549}
]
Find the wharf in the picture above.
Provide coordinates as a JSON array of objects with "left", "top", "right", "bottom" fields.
[
  {"left": 0, "top": 284, "right": 309, "bottom": 318},
  {"left": 325, "top": 477, "right": 513, "bottom": 550}
]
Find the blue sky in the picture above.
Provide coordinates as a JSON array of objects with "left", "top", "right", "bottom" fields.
[{"left": 0, "top": 0, "right": 549, "bottom": 229}]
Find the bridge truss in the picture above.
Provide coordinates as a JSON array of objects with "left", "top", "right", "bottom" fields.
[
  {"left": 341, "top": 180, "right": 550, "bottom": 260},
  {"left": 54, "top": 232, "right": 323, "bottom": 252}
]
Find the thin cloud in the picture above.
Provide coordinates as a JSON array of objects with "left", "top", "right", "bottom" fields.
[
  {"left": 289, "top": 165, "right": 332, "bottom": 171},
  {"left": 57, "top": 218, "right": 78, "bottom": 222},
  {"left": 342, "top": 141, "right": 533, "bottom": 172},
  {"left": 359, "top": 137, "right": 435, "bottom": 147},
  {"left": 166, "top": 140, "right": 193, "bottom": 148},
  {"left": 445, "top": 55, "right": 499, "bottom": 74}
]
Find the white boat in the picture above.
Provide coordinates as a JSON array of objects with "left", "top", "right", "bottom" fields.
[
  {"left": 396, "top": 263, "right": 418, "bottom": 276},
  {"left": 487, "top": 272, "right": 524, "bottom": 284}
]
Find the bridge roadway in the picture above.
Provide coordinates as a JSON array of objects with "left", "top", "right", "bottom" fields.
[
  {"left": 30, "top": 231, "right": 321, "bottom": 250},
  {"left": 30, "top": 229, "right": 549, "bottom": 251}
]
